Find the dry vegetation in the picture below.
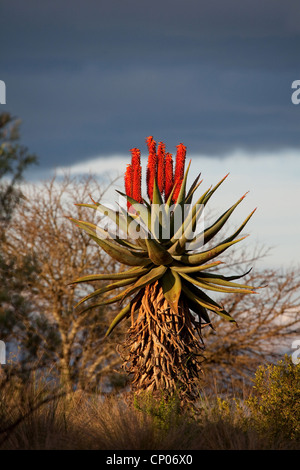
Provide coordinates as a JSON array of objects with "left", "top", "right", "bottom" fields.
[{"left": 0, "top": 356, "right": 299, "bottom": 450}]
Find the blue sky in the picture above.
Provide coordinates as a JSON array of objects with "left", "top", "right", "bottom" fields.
[{"left": 1, "top": 0, "right": 300, "bottom": 269}]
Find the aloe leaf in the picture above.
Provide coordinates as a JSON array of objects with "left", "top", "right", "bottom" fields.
[
  {"left": 105, "top": 303, "right": 131, "bottom": 337},
  {"left": 68, "top": 217, "right": 104, "bottom": 238},
  {"left": 116, "top": 191, "right": 152, "bottom": 231},
  {"left": 72, "top": 216, "right": 143, "bottom": 251},
  {"left": 74, "top": 203, "right": 143, "bottom": 249},
  {"left": 169, "top": 175, "right": 232, "bottom": 250},
  {"left": 89, "top": 233, "right": 151, "bottom": 266},
  {"left": 222, "top": 209, "right": 257, "bottom": 245},
  {"left": 152, "top": 177, "right": 164, "bottom": 206},
  {"left": 145, "top": 238, "right": 173, "bottom": 266},
  {"left": 70, "top": 217, "right": 150, "bottom": 266},
  {"left": 182, "top": 282, "right": 236, "bottom": 322},
  {"left": 173, "top": 236, "right": 248, "bottom": 265},
  {"left": 77, "top": 290, "right": 126, "bottom": 314},
  {"left": 121, "top": 265, "right": 167, "bottom": 303},
  {"left": 168, "top": 162, "right": 191, "bottom": 237},
  {"left": 169, "top": 186, "right": 211, "bottom": 247},
  {"left": 181, "top": 292, "right": 212, "bottom": 326},
  {"left": 71, "top": 266, "right": 151, "bottom": 284},
  {"left": 184, "top": 208, "right": 256, "bottom": 259},
  {"left": 168, "top": 200, "right": 204, "bottom": 255},
  {"left": 175, "top": 160, "right": 191, "bottom": 205},
  {"left": 202, "top": 173, "right": 230, "bottom": 205},
  {"left": 179, "top": 272, "right": 255, "bottom": 294},
  {"left": 112, "top": 237, "right": 144, "bottom": 251},
  {"left": 96, "top": 202, "right": 144, "bottom": 240},
  {"left": 185, "top": 173, "right": 202, "bottom": 205},
  {"left": 75, "top": 203, "right": 99, "bottom": 210},
  {"left": 150, "top": 178, "right": 169, "bottom": 241},
  {"left": 181, "top": 282, "right": 222, "bottom": 313},
  {"left": 170, "top": 260, "right": 223, "bottom": 274},
  {"left": 197, "top": 269, "right": 255, "bottom": 289},
  {"left": 74, "top": 277, "right": 137, "bottom": 308},
  {"left": 202, "top": 194, "right": 248, "bottom": 246},
  {"left": 77, "top": 202, "right": 128, "bottom": 235},
  {"left": 165, "top": 185, "right": 176, "bottom": 208},
  {"left": 118, "top": 206, "right": 148, "bottom": 248},
  {"left": 160, "top": 269, "right": 182, "bottom": 313}
]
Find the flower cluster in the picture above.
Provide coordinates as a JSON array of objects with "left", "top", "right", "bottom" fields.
[{"left": 125, "top": 136, "right": 186, "bottom": 205}]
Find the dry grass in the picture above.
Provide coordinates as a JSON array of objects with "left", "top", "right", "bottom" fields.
[{"left": 0, "top": 373, "right": 299, "bottom": 450}]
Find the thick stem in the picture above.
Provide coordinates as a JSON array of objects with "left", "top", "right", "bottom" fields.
[{"left": 118, "top": 281, "right": 205, "bottom": 401}]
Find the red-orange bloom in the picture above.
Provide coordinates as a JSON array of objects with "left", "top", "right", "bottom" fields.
[
  {"left": 125, "top": 164, "right": 133, "bottom": 197},
  {"left": 146, "top": 136, "right": 157, "bottom": 202},
  {"left": 157, "top": 142, "right": 165, "bottom": 195},
  {"left": 173, "top": 143, "right": 186, "bottom": 201},
  {"left": 125, "top": 137, "right": 186, "bottom": 206},
  {"left": 164, "top": 152, "right": 174, "bottom": 202},
  {"left": 124, "top": 163, "right": 133, "bottom": 210},
  {"left": 130, "top": 147, "right": 142, "bottom": 203}
]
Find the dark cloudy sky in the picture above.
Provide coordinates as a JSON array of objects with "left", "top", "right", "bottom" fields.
[{"left": 1, "top": 0, "right": 300, "bottom": 171}]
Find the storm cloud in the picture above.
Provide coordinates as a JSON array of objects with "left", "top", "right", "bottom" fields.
[{"left": 1, "top": 0, "right": 300, "bottom": 170}]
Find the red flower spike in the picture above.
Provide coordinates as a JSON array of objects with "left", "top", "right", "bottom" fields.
[
  {"left": 164, "top": 152, "right": 174, "bottom": 202},
  {"left": 125, "top": 163, "right": 133, "bottom": 210},
  {"left": 146, "top": 136, "right": 157, "bottom": 202},
  {"left": 173, "top": 143, "right": 186, "bottom": 202},
  {"left": 157, "top": 142, "right": 165, "bottom": 195},
  {"left": 131, "top": 147, "right": 142, "bottom": 203},
  {"left": 125, "top": 164, "right": 133, "bottom": 197},
  {"left": 125, "top": 137, "right": 186, "bottom": 206}
]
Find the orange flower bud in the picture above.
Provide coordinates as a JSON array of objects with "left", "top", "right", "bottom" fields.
[
  {"left": 164, "top": 152, "right": 173, "bottom": 202},
  {"left": 157, "top": 142, "right": 165, "bottom": 195},
  {"left": 173, "top": 143, "right": 186, "bottom": 201},
  {"left": 146, "top": 136, "right": 157, "bottom": 202}
]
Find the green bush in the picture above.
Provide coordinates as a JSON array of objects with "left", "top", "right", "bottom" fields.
[
  {"left": 246, "top": 355, "right": 300, "bottom": 441},
  {"left": 133, "top": 391, "right": 187, "bottom": 432}
]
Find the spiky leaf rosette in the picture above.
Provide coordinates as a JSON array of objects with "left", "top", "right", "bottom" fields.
[{"left": 69, "top": 137, "right": 257, "bottom": 400}]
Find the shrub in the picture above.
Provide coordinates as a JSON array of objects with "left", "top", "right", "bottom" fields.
[
  {"left": 246, "top": 355, "right": 300, "bottom": 441},
  {"left": 133, "top": 391, "right": 184, "bottom": 432}
]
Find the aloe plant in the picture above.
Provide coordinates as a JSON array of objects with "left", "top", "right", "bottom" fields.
[{"left": 69, "top": 136, "right": 257, "bottom": 400}]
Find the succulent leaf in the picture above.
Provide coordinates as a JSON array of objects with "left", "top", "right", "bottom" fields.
[
  {"left": 182, "top": 282, "right": 236, "bottom": 323},
  {"left": 201, "top": 193, "right": 248, "bottom": 246},
  {"left": 161, "top": 268, "right": 182, "bottom": 313},
  {"left": 179, "top": 272, "right": 255, "bottom": 294},
  {"left": 74, "top": 277, "right": 137, "bottom": 308},
  {"left": 172, "top": 236, "right": 248, "bottom": 265},
  {"left": 116, "top": 190, "right": 151, "bottom": 232},
  {"left": 120, "top": 265, "right": 167, "bottom": 303},
  {"left": 105, "top": 303, "right": 131, "bottom": 336},
  {"left": 71, "top": 266, "right": 150, "bottom": 284},
  {"left": 181, "top": 292, "right": 212, "bottom": 326},
  {"left": 170, "top": 260, "right": 223, "bottom": 274},
  {"left": 145, "top": 237, "right": 173, "bottom": 265}
]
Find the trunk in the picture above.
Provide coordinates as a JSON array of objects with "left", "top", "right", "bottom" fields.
[{"left": 118, "top": 281, "right": 205, "bottom": 401}]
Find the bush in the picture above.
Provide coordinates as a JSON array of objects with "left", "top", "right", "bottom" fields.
[
  {"left": 246, "top": 355, "right": 300, "bottom": 441},
  {"left": 133, "top": 391, "right": 185, "bottom": 432}
]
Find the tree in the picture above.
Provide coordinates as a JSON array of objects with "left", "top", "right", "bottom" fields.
[
  {"left": 0, "top": 113, "right": 37, "bottom": 222},
  {"left": 3, "top": 174, "right": 127, "bottom": 392},
  {"left": 0, "top": 113, "right": 38, "bottom": 369},
  {"left": 69, "top": 136, "right": 259, "bottom": 402},
  {"left": 201, "top": 251, "right": 300, "bottom": 393}
]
